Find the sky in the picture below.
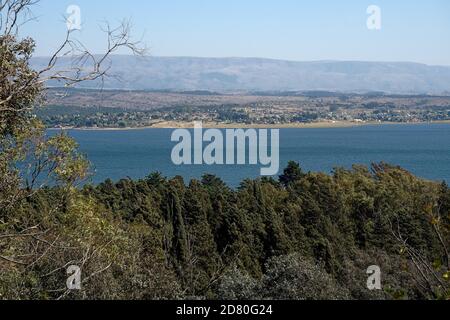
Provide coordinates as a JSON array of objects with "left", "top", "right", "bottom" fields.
[{"left": 20, "top": 0, "right": 450, "bottom": 65}]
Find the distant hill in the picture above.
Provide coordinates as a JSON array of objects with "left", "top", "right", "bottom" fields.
[{"left": 31, "top": 56, "right": 450, "bottom": 94}]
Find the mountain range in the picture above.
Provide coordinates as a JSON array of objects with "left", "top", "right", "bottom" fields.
[{"left": 31, "top": 56, "right": 450, "bottom": 95}]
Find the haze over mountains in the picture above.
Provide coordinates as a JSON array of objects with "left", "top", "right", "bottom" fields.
[{"left": 31, "top": 56, "right": 450, "bottom": 95}]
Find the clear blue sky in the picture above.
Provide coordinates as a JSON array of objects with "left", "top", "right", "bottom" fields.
[{"left": 23, "top": 0, "right": 450, "bottom": 65}]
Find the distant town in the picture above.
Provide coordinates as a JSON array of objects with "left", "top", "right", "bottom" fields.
[{"left": 39, "top": 88, "right": 450, "bottom": 129}]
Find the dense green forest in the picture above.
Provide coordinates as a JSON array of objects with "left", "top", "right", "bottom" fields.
[{"left": 1, "top": 161, "right": 449, "bottom": 300}]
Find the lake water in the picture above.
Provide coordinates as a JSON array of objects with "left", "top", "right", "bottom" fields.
[{"left": 58, "top": 124, "right": 450, "bottom": 187}]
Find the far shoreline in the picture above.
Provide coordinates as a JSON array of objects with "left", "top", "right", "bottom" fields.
[{"left": 47, "top": 120, "right": 450, "bottom": 131}]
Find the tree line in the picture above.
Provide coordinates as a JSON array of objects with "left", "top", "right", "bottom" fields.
[{"left": 1, "top": 161, "right": 449, "bottom": 300}]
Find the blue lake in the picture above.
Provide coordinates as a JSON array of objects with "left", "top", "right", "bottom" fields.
[{"left": 57, "top": 124, "right": 450, "bottom": 186}]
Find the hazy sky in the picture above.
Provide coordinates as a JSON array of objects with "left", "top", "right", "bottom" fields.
[{"left": 22, "top": 0, "right": 450, "bottom": 65}]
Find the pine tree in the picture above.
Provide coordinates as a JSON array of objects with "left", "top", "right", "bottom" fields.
[{"left": 279, "top": 161, "right": 305, "bottom": 187}]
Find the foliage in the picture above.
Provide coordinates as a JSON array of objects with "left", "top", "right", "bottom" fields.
[{"left": 3, "top": 164, "right": 448, "bottom": 300}]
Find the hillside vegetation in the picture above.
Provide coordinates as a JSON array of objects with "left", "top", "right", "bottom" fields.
[{"left": 1, "top": 162, "right": 449, "bottom": 300}]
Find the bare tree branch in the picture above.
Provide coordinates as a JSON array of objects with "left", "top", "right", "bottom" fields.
[{"left": 39, "top": 19, "right": 147, "bottom": 87}]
